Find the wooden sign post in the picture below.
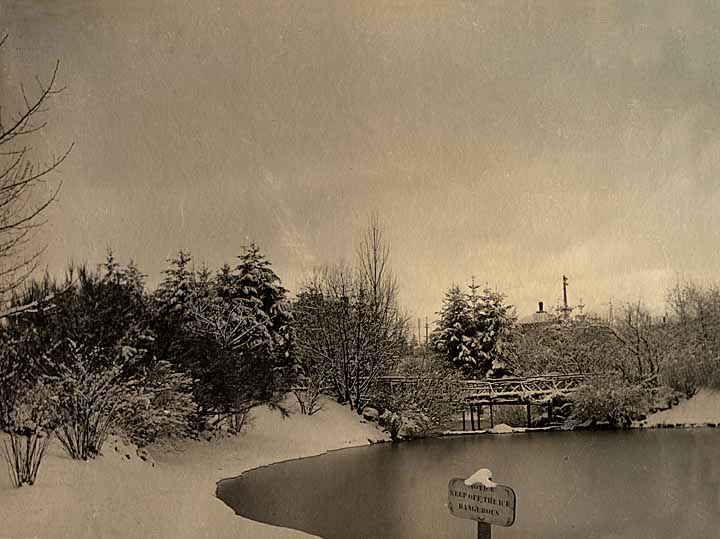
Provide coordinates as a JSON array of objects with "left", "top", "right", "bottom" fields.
[{"left": 448, "top": 473, "right": 516, "bottom": 538}]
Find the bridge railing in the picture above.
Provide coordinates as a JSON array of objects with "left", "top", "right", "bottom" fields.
[{"left": 291, "top": 373, "right": 599, "bottom": 405}]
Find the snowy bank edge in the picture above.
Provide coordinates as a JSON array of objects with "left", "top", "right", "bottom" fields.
[{"left": 215, "top": 436, "right": 389, "bottom": 487}]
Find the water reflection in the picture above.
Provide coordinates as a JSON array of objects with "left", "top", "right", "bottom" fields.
[{"left": 216, "top": 429, "right": 720, "bottom": 538}]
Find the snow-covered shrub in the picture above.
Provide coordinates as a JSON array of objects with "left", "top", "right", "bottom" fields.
[
  {"left": 292, "top": 366, "right": 329, "bottom": 416},
  {"left": 568, "top": 375, "right": 650, "bottom": 428},
  {"left": 117, "top": 359, "right": 197, "bottom": 447},
  {"left": 660, "top": 352, "right": 720, "bottom": 398},
  {"left": 54, "top": 343, "right": 197, "bottom": 459},
  {"left": 387, "top": 409, "right": 435, "bottom": 441},
  {"left": 54, "top": 347, "right": 130, "bottom": 460},
  {"left": 648, "top": 384, "right": 684, "bottom": 412},
  {"left": 293, "top": 381, "right": 324, "bottom": 416},
  {"left": 0, "top": 380, "right": 57, "bottom": 487},
  {"left": 376, "top": 357, "right": 464, "bottom": 439},
  {"left": 0, "top": 328, "right": 59, "bottom": 487}
]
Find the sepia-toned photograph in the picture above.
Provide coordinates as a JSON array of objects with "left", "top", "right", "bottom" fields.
[{"left": 1, "top": 2, "right": 719, "bottom": 538}]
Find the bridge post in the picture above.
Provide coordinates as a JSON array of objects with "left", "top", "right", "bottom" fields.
[
  {"left": 548, "top": 403, "right": 553, "bottom": 424},
  {"left": 489, "top": 402, "right": 494, "bottom": 428},
  {"left": 462, "top": 410, "right": 466, "bottom": 431},
  {"left": 526, "top": 403, "right": 531, "bottom": 428},
  {"left": 470, "top": 405, "right": 475, "bottom": 430}
]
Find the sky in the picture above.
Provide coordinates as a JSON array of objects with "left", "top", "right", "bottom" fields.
[{"left": 3, "top": 1, "right": 720, "bottom": 325}]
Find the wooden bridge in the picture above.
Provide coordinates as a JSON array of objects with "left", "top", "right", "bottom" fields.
[
  {"left": 373, "top": 373, "right": 591, "bottom": 429},
  {"left": 293, "top": 373, "right": 592, "bottom": 430},
  {"left": 374, "top": 373, "right": 590, "bottom": 405}
]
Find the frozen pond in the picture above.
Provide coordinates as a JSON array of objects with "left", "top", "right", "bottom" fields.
[{"left": 216, "top": 429, "right": 720, "bottom": 538}]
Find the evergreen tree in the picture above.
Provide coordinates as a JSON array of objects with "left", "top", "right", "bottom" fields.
[
  {"left": 233, "top": 243, "right": 294, "bottom": 370},
  {"left": 433, "top": 281, "right": 517, "bottom": 377},
  {"left": 152, "top": 251, "right": 197, "bottom": 368},
  {"left": 9, "top": 253, "right": 153, "bottom": 373},
  {"left": 155, "top": 251, "right": 194, "bottom": 318},
  {"left": 153, "top": 244, "right": 296, "bottom": 420}
]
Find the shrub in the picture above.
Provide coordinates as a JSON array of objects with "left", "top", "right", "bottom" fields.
[
  {"left": 0, "top": 329, "right": 58, "bottom": 487},
  {"left": 569, "top": 375, "right": 650, "bottom": 428},
  {"left": 116, "top": 359, "right": 197, "bottom": 447},
  {"left": 54, "top": 348, "right": 130, "bottom": 460},
  {"left": 376, "top": 357, "right": 464, "bottom": 439},
  {"left": 383, "top": 409, "right": 432, "bottom": 441},
  {"left": 0, "top": 380, "right": 57, "bottom": 487},
  {"left": 293, "top": 374, "right": 326, "bottom": 416},
  {"left": 54, "top": 343, "right": 196, "bottom": 459},
  {"left": 659, "top": 350, "right": 720, "bottom": 397}
]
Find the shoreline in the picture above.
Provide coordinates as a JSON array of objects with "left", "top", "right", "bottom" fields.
[
  {"left": 1, "top": 389, "right": 718, "bottom": 539},
  {"left": 0, "top": 397, "right": 387, "bottom": 539}
]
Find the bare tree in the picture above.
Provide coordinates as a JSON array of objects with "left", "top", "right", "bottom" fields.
[
  {"left": 513, "top": 320, "right": 617, "bottom": 376},
  {"left": 605, "top": 302, "right": 662, "bottom": 381},
  {"left": 662, "top": 280, "right": 720, "bottom": 394},
  {"left": 0, "top": 35, "right": 72, "bottom": 317},
  {"left": 294, "top": 217, "right": 409, "bottom": 413}
]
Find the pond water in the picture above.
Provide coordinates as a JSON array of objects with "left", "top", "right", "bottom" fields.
[{"left": 216, "top": 429, "right": 720, "bottom": 538}]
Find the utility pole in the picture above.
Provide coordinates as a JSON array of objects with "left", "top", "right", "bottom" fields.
[
  {"left": 469, "top": 275, "right": 481, "bottom": 298},
  {"left": 425, "top": 317, "right": 429, "bottom": 348},
  {"left": 560, "top": 275, "right": 572, "bottom": 319}
]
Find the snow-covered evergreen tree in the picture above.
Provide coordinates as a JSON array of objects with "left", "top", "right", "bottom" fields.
[
  {"left": 153, "top": 244, "right": 296, "bottom": 423},
  {"left": 433, "top": 281, "right": 517, "bottom": 377},
  {"left": 233, "top": 243, "right": 294, "bottom": 370},
  {"left": 155, "top": 251, "right": 194, "bottom": 318}
]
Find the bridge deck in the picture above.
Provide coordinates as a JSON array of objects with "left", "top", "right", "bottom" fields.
[
  {"left": 292, "top": 373, "right": 592, "bottom": 406},
  {"left": 375, "top": 373, "right": 589, "bottom": 404}
]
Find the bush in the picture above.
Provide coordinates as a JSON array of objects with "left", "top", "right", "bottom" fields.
[
  {"left": 376, "top": 357, "right": 464, "bottom": 439},
  {"left": 659, "top": 351, "right": 720, "bottom": 397},
  {"left": 293, "top": 374, "right": 326, "bottom": 416},
  {"left": 54, "top": 348, "right": 130, "bottom": 460},
  {"left": 383, "top": 409, "right": 432, "bottom": 441},
  {"left": 0, "top": 380, "right": 57, "bottom": 487},
  {"left": 0, "top": 329, "right": 58, "bottom": 487},
  {"left": 54, "top": 343, "right": 196, "bottom": 459},
  {"left": 569, "top": 376, "right": 650, "bottom": 428},
  {"left": 116, "top": 359, "right": 197, "bottom": 447}
]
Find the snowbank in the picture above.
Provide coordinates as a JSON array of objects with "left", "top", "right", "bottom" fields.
[
  {"left": 644, "top": 388, "right": 720, "bottom": 426},
  {"left": 488, "top": 423, "right": 514, "bottom": 434},
  {"left": 0, "top": 396, "right": 387, "bottom": 539}
]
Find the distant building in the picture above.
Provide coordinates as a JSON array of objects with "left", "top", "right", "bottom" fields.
[{"left": 519, "top": 301, "right": 556, "bottom": 325}]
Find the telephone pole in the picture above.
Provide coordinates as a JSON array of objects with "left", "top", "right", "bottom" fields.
[{"left": 561, "top": 275, "right": 571, "bottom": 319}]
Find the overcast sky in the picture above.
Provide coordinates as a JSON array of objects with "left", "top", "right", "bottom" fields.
[{"left": 3, "top": 1, "right": 720, "bottom": 324}]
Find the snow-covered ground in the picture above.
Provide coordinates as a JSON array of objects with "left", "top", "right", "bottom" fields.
[
  {"left": 2, "top": 389, "right": 719, "bottom": 539},
  {"left": 0, "top": 397, "right": 387, "bottom": 539},
  {"left": 644, "top": 388, "right": 720, "bottom": 426}
]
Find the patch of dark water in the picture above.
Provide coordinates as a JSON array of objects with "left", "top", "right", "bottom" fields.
[{"left": 217, "top": 429, "right": 720, "bottom": 538}]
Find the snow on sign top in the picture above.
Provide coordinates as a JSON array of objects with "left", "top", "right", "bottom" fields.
[{"left": 448, "top": 478, "right": 516, "bottom": 527}]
